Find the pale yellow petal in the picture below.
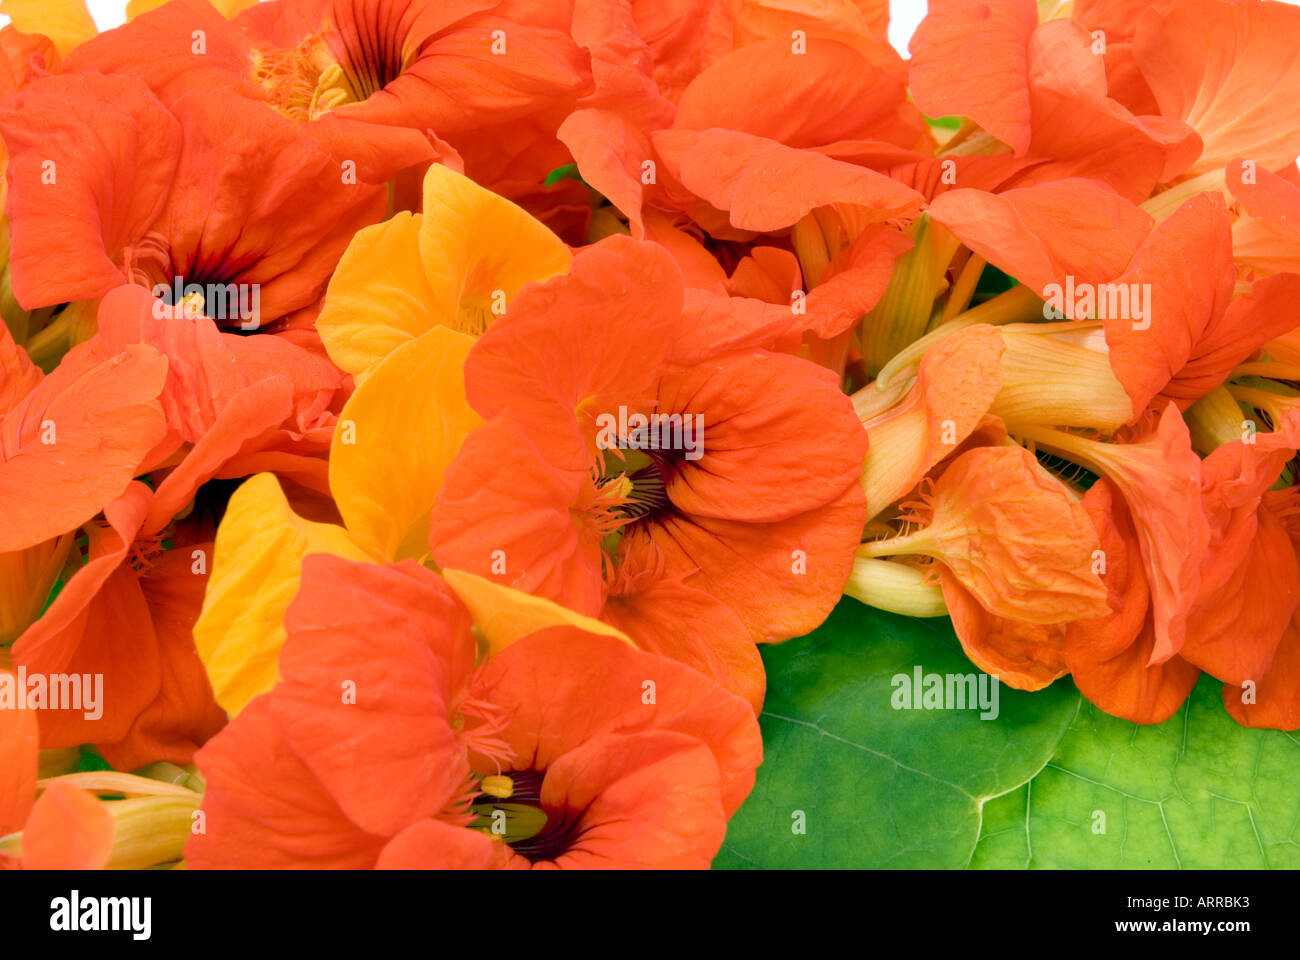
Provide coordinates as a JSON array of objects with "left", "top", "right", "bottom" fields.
[
  {"left": 441, "top": 568, "right": 634, "bottom": 659},
  {"left": 193, "top": 473, "right": 368, "bottom": 716},
  {"left": 1, "top": 0, "right": 97, "bottom": 57},
  {"left": 330, "top": 326, "right": 482, "bottom": 564}
]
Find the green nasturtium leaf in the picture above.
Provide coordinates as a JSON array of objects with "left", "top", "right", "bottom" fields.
[
  {"left": 970, "top": 676, "right": 1300, "bottom": 868},
  {"left": 714, "top": 600, "right": 1081, "bottom": 868}
]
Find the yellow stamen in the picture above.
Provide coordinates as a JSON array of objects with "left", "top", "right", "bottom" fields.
[{"left": 480, "top": 775, "right": 514, "bottom": 799}]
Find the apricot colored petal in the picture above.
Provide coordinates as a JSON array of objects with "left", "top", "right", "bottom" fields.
[
  {"left": 0, "top": 0, "right": 96, "bottom": 58},
  {"left": 652, "top": 128, "right": 924, "bottom": 233},
  {"left": 186, "top": 698, "right": 387, "bottom": 869},
  {"left": 156, "top": 91, "right": 386, "bottom": 327},
  {"left": 659, "top": 350, "right": 867, "bottom": 523},
  {"left": 726, "top": 0, "right": 898, "bottom": 79},
  {"left": 1181, "top": 422, "right": 1300, "bottom": 685},
  {"left": 642, "top": 209, "right": 729, "bottom": 294},
  {"left": 534, "top": 731, "right": 725, "bottom": 869},
  {"left": 439, "top": 568, "right": 631, "bottom": 659},
  {"left": 1183, "top": 273, "right": 1300, "bottom": 401},
  {"left": 472, "top": 631, "right": 761, "bottom": 815},
  {"left": 97, "top": 284, "right": 338, "bottom": 445},
  {"left": 0, "top": 72, "right": 178, "bottom": 307},
  {"left": 430, "top": 415, "right": 602, "bottom": 616},
  {"left": 670, "top": 290, "right": 800, "bottom": 368},
  {"left": 271, "top": 556, "right": 475, "bottom": 837},
  {"left": 1077, "top": 405, "right": 1209, "bottom": 664},
  {"left": 804, "top": 224, "right": 914, "bottom": 339},
  {"left": 1225, "top": 159, "right": 1300, "bottom": 279},
  {"left": 345, "top": 17, "right": 588, "bottom": 135},
  {"left": 11, "top": 482, "right": 150, "bottom": 680},
  {"left": 939, "top": 570, "right": 1069, "bottom": 692},
  {"left": 22, "top": 781, "right": 112, "bottom": 870},
  {"left": 927, "top": 180, "right": 1152, "bottom": 302},
  {"left": 192, "top": 474, "right": 369, "bottom": 717},
  {"left": 36, "top": 563, "right": 162, "bottom": 750},
  {"left": 66, "top": 0, "right": 259, "bottom": 106},
  {"left": 0, "top": 344, "right": 167, "bottom": 553},
  {"left": 1183, "top": 499, "right": 1297, "bottom": 687},
  {"left": 1135, "top": 0, "right": 1300, "bottom": 175},
  {"left": 1022, "top": 18, "right": 1200, "bottom": 200},
  {"left": 331, "top": 327, "right": 482, "bottom": 563},
  {"left": 558, "top": 107, "right": 654, "bottom": 237},
  {"left": 908, "top": 0, "right": 1038, "bottom": 155}
]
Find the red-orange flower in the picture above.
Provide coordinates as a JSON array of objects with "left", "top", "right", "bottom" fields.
[
  {"left": 185, "top": 554, "right": 761, "bottom": 869},
  {"left": 427, "top": 236, "right": 867, "bottom": 708}
]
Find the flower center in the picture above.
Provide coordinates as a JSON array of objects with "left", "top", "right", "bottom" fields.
[{"left": 468, "top": 770, "right": 587, "bottom": 864}]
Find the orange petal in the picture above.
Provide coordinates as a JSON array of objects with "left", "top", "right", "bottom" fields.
[
  {"left": 375, "top": 818, "right": 500, "bottom": 869},
  {"left": 22, "top": 781, "right": 112, "bottom": 870},
  {"left": 1134, "top": 0, "right": 1300, "bottom": 176},
  {"left": 0, "top": 72, "right": 177, "bottom": 307},
  {"left": 531, "top": 730, "right": 726, "bottom": 869},
  {"left": 471, "top": 630, "right": 761, "bottom": 817},
  {"left": 875, "top": 446, "right": 1108, "bottom": 625},
  {"left": 0, "top": 672, "right": 38, "bottom": 835},
  {"left": 1103, "top": 193, "right": 1236, "bottom": 418},
  {"left": 908, "top": 0, "right": 1038, "bottom": 155},
  {"left": 271, "top": 556, "right": 475, "bottom": 838},
  {"left": 652, "top": 127, "right": 924, "bottom": 233},
  {"left": 861, "top": 324, "right": 1005, "bottom": 517},
  {"left": 0, "top": 345, "right": 167, "bottom": 553},
  {"left": 928, "top": 180, "right": 1152, "bottom": 303},
  {"left": 656, "top": 350, "right": 867, "bottom": 523},
  {"left": 186, "top": 698, "right": 387, "bottom": 869},
  {"left": 1064, "top": 478, "right": 1201, "bottom": 724},
  {"left": 1224, "top": 617, "right": 1300, "bottom": 731},
  {"left": 939, "top": 569, "right": 1070, "bottom": 692}
]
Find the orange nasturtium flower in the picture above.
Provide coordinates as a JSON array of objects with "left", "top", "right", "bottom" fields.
[
  {"left": 186, "top": 555, "right": 761, "bottom": 869},
  {"left": 62, "top": 0, "right": 590, "bottom": 187},
  {"left": 428, "top": 235, "right": 869, "bottom": 709},
  {"left": 0, "top": 69, "right": 386, "bottom": 363},
  {"left": 8, "top": 282, "right": 344, "bottom": 769}
]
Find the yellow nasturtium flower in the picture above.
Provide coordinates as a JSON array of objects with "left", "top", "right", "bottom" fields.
[
  {"left": 316, "top": 163, "right": 573, "bottom": 378},
  {"left": 194, "top": 167, "right": 596, "bottom": 717}
]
